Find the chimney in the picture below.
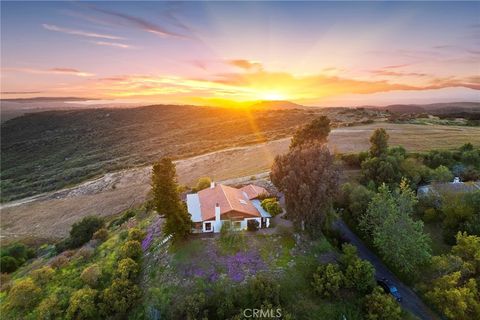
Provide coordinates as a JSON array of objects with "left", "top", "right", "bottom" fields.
[
  {"left": 215, "top": 203, "right": 221, "bottom": 222},
  {"left": 210, "top": 181, "right": 215, "bottom": 189}
]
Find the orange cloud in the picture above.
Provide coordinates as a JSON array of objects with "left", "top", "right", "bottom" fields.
[{"left": 228, "top": 59, "right": 263, "bottom": 71}]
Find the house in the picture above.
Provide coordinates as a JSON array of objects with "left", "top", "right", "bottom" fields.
[
  {"left": 186, "top": 182, "right": 271, "bottom": 233},
  {"left": 418, "top": 177, "right": 480, "bottom": 198}
]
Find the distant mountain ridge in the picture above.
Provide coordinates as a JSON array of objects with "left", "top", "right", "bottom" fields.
[{"left": 373, "top": 102, "right": 480, "bottom": 114}]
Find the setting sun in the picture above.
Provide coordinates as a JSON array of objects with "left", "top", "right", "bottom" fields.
[{"left": 259, "top": 92, "right": 286, "bottom": 101}]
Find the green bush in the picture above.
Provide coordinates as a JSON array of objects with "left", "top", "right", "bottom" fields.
[
  {"left": 128, "top": 228, "right": 146, "bottom": 242},
  {"left": 31, "top": 266, "right": 55, "bottom": 285},
  {"left": 0, "top": 256, "right": 19, "bottom": 273},
  {"left": 115, "top": 258, "right": 139, "bottom": 280},
  {"left": 92, "top": 228, "right": 109, "bottom": 242},
  {"left": 81, "top": 264, "right": 102, "bottom": 288},
  {"left": 261, "top": 198, "right": 283, "bottom": 216},
  {"left": 312, "top": 263, "right": 344, "bottom": 298},
  {"left": 364, "top": 286, "right": 402, "bottom": 320},
  {"left": 68, "top": 216, "right": 104, "bottom": 249},
  {"left": 119, "top": 241, "right": 143, "bottom": 261},
  {"left": 36, "top": 293, "right": 64, "bottom": 319},
  {"left": 7, "top": 278, "right": 42, "bottom": 310},
  {"left": 193, "top": 177, "right": 211, "bottom": 192},
  {"left": 66, "top": 287, "right": 98, "bottom": 320},
  {"left": 101, "top": 278, "right": 141, "bottom": 316}
]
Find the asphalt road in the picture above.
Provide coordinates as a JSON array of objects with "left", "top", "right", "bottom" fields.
[{"left": 333, "top": 219, "right": 438, "bottom": 320}]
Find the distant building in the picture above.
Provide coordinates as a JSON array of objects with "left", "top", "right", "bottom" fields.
[
  {"left": 186, "top": 182, "right": 271, "bottom": 233},
  {"left": 418, "top": 177, "right": 480, "bottom": 198}
]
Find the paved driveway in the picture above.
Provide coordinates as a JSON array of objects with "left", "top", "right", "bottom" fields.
[{"left": 333, "top": 219, "right": 439, "bottom": 320}]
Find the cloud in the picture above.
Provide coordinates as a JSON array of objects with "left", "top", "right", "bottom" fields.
[
  {"left": 3, "top": 67, "right": 94, "bottom": 77},
  {"left": 370, "top": 69, "right": 427, "bottom": 77},
  {"left": 228, "top": 59, "right": 263, "bottom": 71},
  {"left": 88, "top": 6, "right": 185, "bottom": 38},
  {"left": 1, "top": 91, "right": 42, "bottom": 95},
  {"left": 91, "top": 41, "right": 132, "bottom": 49},
  {"left": 42, "top": 24, "right": 124, "bottom": 40}
]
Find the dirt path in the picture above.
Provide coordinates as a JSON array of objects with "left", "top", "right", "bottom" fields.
[{"left": 1, "top": 123, "right": 478, "bottom": 242}]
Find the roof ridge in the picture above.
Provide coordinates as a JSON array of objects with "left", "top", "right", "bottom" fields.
[{"left": 219, "top": 184, "right": 234, "bottom": 211}]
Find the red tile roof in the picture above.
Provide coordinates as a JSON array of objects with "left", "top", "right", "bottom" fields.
[
  {"left": 240, "top": 184, "right": 269, "bottom": 200},
  {"left": 197, "top": 184, "right": 261, "bottom": 221}
]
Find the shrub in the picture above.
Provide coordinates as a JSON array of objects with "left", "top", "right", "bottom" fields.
[
  {"left": 119, "top": 241, "right": 143, "bottom": 261},
  {"left": 194, "top": 177, "right": 211, "bottom": 192},
  {"left": 261, "top": 198, "right": 283, "bottom": 216},
  {"left": 50, "top": 255, "right": 70, "bottom": 269},
  {"left": 76, "top": 247, "right": 94, "bottom": 261},
  {"left": 423, "top": 208, "right": 438, "bottom": 222},
  {"left": 92, "top": 228, "right": 109, "bottom": 242},
  {"left": 101, "top": 278, "right": 141, "bottom": 316},
  {"left": 68, "top": 216, "right": 104, "bottom": 249},
  {"left": 1, "top": 242, "right": 35, "bottom": 263},
  {"left": 81, "top": 264, "right": 102, "bottom": 288},
  {"left": 364, "top": 286, "right": 402, "bottom": 320},
  {"left": 7, "top": 278, "right": 42, "bottom": 310},
  {"left": 247, "top": 220, "right": 259, "bottom": 232},
  {"left": 128, "top": 228, "right": 146, "bottom": 242},
  {"left": 0, "top": 256, "right": 19, "bottom": 273},
  {"left": 110, "top": 210, "right": 136, "bottom": 228},
  {"left": 115, "top": 258, "right": 139, "bottom": 280},
  {"left": 36, "top": 293, "right": 63, "bottom": 320},
  {"left": 31, "top": 266, "right": 55, "bottom": 285},
  {"left": 312, "top": 263, "right": 344, "bottom": 298},
  {"left": 66, "top": 287, "right": 98, "bottom": 320}
]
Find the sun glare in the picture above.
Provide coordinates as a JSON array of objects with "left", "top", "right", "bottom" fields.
[{"left": 260, "top": 92, "right": 286, "bottom": 101}]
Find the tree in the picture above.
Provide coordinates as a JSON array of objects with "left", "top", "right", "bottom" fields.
[
  {"left": 31, "top": 266, "right": 55, "bottom": 286},
  {"left": 81, "top": 264, "right": 102, "bottom": 288},
  {"left": 312, "top": 263, "right": 344, "bottom": 298},
  {"left": 194, "top": 177, "right": 212, "bottom": 191},
  {"left": 6, "top": 278, "right": 41, "bottom": 310},
  {"left": 290, "top": 116, "right": 330, "bottom": 149},
  {"left": 426, "top": 272, "right": 480, "bottom": 320},
  {"left": 451, "top": 232, "right": 480, "bottom": 274},
  {"left": 361, "top": 155, "right": 402, "bottom": 187},
  {"left": 363, "top": 286, "right": 402, "bottom": 320},
  {"left": 151, "top": 158, "right": 191, "bottom": 239},
  {"left": 115, "top": 258, "right": 140, "bottom": 280},
  {"left": 261, "top": 198, "right": 282, "bottom": 216},
  {"left": 101, "top": 278, "right": 141, "bottom": 316},
  {"left": 67, "top": 288, "right": 98, "bottom": 320},
  {"left": 361, "top": 181, "right": 431, "bottom": 275},
  {"left": 151, "top": 158, "right": 182, "bottom": 217},
  {"left": 346, "top": 184, "right": 375, "bottom": 222},
  {"left": 68, "top": 216, "right": 104, "bottom": 249},
  {"left": 341, "top": 245, "right": 375, "bottom": 293},
  {"left": 430, "top": 165, "right": 454, "bottom": 182},
  {"left": 271, "top": 142, "right": 339, "bottom": 235},
  {"left": 369, "top": 128, "right": 389, "bottom": 157},
  {"left": 119, "top": 240, "right": 143, "bottom": 261},
  {"left": 128, "top": 228, "right": 146, "bottom": 242},
  {"left": 0, "top": 256, "right": 18, "bottom": 273}
]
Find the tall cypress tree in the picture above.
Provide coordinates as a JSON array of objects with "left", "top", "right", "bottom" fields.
[{"left": 151, "top": 158, "right": 191, "bottom": 239}]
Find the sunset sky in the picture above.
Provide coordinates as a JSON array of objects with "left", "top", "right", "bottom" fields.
[{"left": 1, "top": 1, "right": 479, "bottom": 106}]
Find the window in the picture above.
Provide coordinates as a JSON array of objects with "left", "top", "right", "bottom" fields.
[
  {"left": 204, "top": 222, "right": 212, "bottom": 231},
  {"left": 233, "top": 221, "right": 242, "bottom": 229}
]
